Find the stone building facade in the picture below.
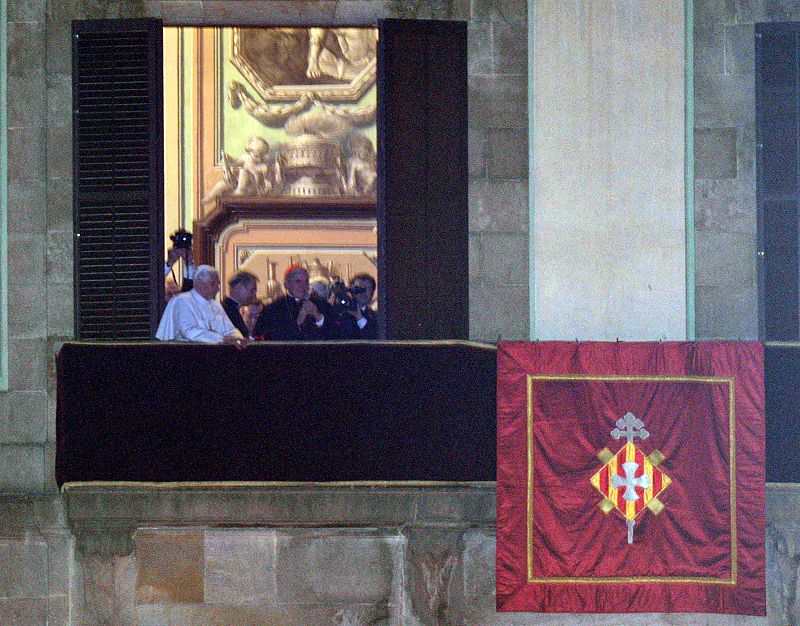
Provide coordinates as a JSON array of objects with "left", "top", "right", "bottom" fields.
[{"left": 0, "top": 0, "right": 795, "bottom": 624}]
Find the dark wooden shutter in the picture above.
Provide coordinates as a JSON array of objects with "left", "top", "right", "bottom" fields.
[
  {"left": 73, "top": 18, "right": 163, "bottom": 340},
  {"left": 377, "top": 19, "right": 468, "bottom": 339},
  {"left": 756, "top": 23, "right": 800, "bottom": 340}
]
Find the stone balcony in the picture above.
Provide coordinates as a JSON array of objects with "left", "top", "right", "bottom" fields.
[{"left": 2, "top": 482, "right": 797, "bottom": 624}]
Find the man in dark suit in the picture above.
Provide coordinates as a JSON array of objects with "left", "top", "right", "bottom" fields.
[
  {"left": 342, "top": 273, "right": 377, "bottom": 339},
  {"left": 222, "top": 271, "right": 259, "bottom": 338},
  {"left": 253, "top": 266, "right": 327, "bottom": 340}
]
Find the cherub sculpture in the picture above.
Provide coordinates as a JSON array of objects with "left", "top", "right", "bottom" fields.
[
  {"left": 202, "top": 137, "right": 275, "bottom": 204},
  {"left": 341, "top": 133, "right": 377, "bottom": 196}
]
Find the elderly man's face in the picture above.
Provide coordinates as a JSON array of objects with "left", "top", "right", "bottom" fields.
[
  {"left": 232, "top": 280, "right": 258, "bottom": 306},
  {"left": 195, "top": 273, "right": 220, "bottom": 300},
  {"left": 284, "top": 269, "right": 310, "bottom": 300}
]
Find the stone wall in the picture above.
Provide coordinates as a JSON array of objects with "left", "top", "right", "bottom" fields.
[
  {"left": 692, "top": 0, "right": 793, "bottom": 338},
  {"left": 1, "top": 0, "right": 530, "bottom": 497},
  {"left": 5, "top": 483, "right": 800, "bottom": 624}
]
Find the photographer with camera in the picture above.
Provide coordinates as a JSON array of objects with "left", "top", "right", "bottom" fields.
[
  {"left": 252, "top": 265, "right": 328, "bottom": 340},
  {"left": 164, "top": 228, "right": 196, "bottom": 294},
  {"left": 325, "top": 273, "right": 377, "bottom": 340}
]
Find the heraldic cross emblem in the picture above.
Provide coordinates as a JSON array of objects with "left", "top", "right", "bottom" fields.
[{"left": 590, "top": 412, "right": 672, "bottom": 544}]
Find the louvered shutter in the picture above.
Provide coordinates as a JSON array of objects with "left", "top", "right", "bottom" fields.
[{"left": 72, "top": 19, "right": 163, "bottom": 340}]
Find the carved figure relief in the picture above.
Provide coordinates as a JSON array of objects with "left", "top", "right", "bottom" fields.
[{"left": 205, "top": 27, "right": 379, "bottom": 203}]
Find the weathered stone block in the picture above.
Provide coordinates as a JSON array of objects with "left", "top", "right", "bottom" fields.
[
  {"left": 275, "top": 531, "right": 400, "bottom": 604},
  {"left": 468, "top": 179, "right": 528, "bottom": 232},
  {"left": 695, "top": 285, "right": 758, "bottom": 339},
  {"left": 140, "top": 2, "right": 163, "bottom": 18},
  {"left": 8, "top": 180, "right": 46, "bottom": 235},
  {"left": 33, "top": 495, "right": 67, "bottom": 531},
  {"left": 46, "top": 74, "right": 72, "bottom": 128},
  {"left": 492, "top": 19, "right": 527, "bottom": 75},
  {"left": 158, "top": 1, "right": 205, "bottom": 24},
  {"left": 47, "top": 594, "right": 69, "bottom": 626},
  {"left": 46, "top": 125, "right": 72, "bottom": 181},
  {"left": 44, "top": 442, "right": 58, "bottom": 494},
  {"left": 694, "top": 178, "right": 756, "bottom": 233},
  {"left": 0, "top": 391, "right": 47, "bottom": 444},
  {"left": 139, "top": 603, "right": 346, "bottom": 625},
  {"left": 468, "top": 20, "right": 493, "bottom": 76},
  {"left": 47, "top": 395, "right": 56, "bottom": 444},
  {"left": 469, "top": 74, "right": 527, "bottom": 129},
  {"left": 333, "top": 1, "right": 396, "bottom": 22},
  {"left": 204, "top": 529, "right": 276, "bottom": 605},
  {"left": 404, "top": 527, "right": 465, "bottom": 625},
  {"left": 695, "top": 127, "right": 737, "bottom": 180},
  {"left": 766, "top": 0, "right": 800, "bottom": 22},
  {"left": 8, "top": 126, "right": 46, "bottom": 183},
  {"left": 469, "top": 280, "right": 529, "bottom": 341},
  {"left": 44, "top": 15, "right": 71, "bottom": 76},
  {"left": 0, "top": 539, "right": 48, "bottom": 596},
  {"left": 0, "top": 496, "right": 33, "bottom": 538},
  {"left": 7, "top": 21, "right": 45, "bottom": 79},
  {"left": 695, "top": 230, "right": 756, "bottom": 287},
  {"left": 0, "top": 598, "right": 47, "bottom": 626},
  {"left": 695, "top": 24, "right": 724, "bottom": 75},
  {"left": 7, "top": 72, "right": 46, "bottom": 129},
  {"left": 462, "top": 529, "right": 495, "bottom": 612},
  {"left": 487, "top": 127, "right": 528, "bottom": 179},
  {"left": 77, "top": 552, "right": 137, "bottom": 626},
  {"left": 47, "top": 533, "right": 72, "bottom": 595},
  {"left": 47, "top": 176, "right": 73, "bottom": 233},
  {"left": 478, "top": 232, "right": 528, "bottom": 284},
  {"left": 695, "top": 74, "right": 754, "bottom": 128},
  {"left": 204, "top": 1, "right": 337, "bottom": 24},
  {"left": 444, "top": 0, "right": 472, "bottom": 20},
  {"left": 415, "top": 488, "right": 496, "bottom": 525},
  {"left": 735, "top": 0, "right": 800, "bottom": 23},
  {"left": 9, "top": 235, "right": 46, "bottom": 286},
  {"left": 472, "top": 0, "right": 527, "bottom": 21},
  {"left": 0, "top": 445, "right": 44, "bottom": 493},
  {"left": 47, "top": 283, "right": 75, "bottom": 337},
  {"left": 725, "top": 23, "right": 755, "bottom": 75},
  {"left": 8, "top": 338, "right": 48, "bottom": 391},
  {"left": 8, "top": 281, "right": 47, "bottom": 339},
  {"left": 46, "top": 230, "right": 73, "bottom": 284},
  {"left": 737, "top": 122, "right": 756, "bottom": 182},
  {"left": 469, "top": 126, "right": 488, "bottom": 178},
  {"left": 8, "top": 0, "right": 46, "bottom": 22},
  {"left": 114, "top": 0, "right": 152, "bottom": 19},
  {"left": 695, "top": 0, "right": 736, "bottom": 25},
  {"left": 135, "top": 530, "right": 204, "bottom": 604},
  {"left": 469, "top": 233, "right": 481, "bottom": 280}
]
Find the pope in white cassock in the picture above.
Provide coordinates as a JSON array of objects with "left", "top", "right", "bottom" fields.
[{"left": 156, "top": 265, "right": 244, "bottom": 344}]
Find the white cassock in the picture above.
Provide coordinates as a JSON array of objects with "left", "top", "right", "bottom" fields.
[{"left": 155, "top": 289, "right": 243, "bottom": 343}]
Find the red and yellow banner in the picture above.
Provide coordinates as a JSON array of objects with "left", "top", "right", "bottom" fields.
[{"left": 496, "top": 341, "right": 765, "bottom": 614}]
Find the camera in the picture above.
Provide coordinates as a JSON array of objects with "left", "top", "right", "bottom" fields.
[
  {"left": 331, "top": 278, "right": 366, "bottom": 313},
  {"left": 170, "top": 228, "right": 193, "bottom": 250}
]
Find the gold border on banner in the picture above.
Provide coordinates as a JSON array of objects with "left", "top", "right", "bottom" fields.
[{"left": 526, "top": 374, "right": 736, "bottom": 585}]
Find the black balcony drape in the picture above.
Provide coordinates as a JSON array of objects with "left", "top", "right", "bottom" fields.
[{"left": 56, "top": 341, "right": 496, "bottom": 485}]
